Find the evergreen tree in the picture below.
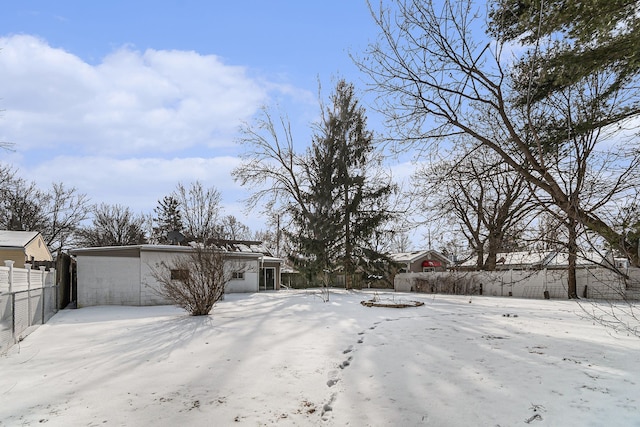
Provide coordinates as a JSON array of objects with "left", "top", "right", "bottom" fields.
[
  {"left": 289, "top": 80, "right": 394, "bottom": 288},
  {"left": 152, "top": 196, "right": 184, "bottom": 244},
  {"left": 287, "top": 133, "right": 343, "bottom": 283},
  {"left": 490, "top": 1, "right": 639, "bottom": 85},
  {"left": 489, "top": 0, "right": 640, "bottom": 126}
]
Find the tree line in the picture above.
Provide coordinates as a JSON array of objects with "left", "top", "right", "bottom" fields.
[{"left": 0, "top": 167, "right": 257, "bottom": 252}]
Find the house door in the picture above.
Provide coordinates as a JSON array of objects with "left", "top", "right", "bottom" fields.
[{"left": 261, "top": 267, "right": 275, "bottom": 291}]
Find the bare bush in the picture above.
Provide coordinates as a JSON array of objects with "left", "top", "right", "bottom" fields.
[
  {"left": 413, "top": 274, "right": 479, "bottom": 295},
  {"left": 150, "top": 246, "right": 245, "bottom": 316}
]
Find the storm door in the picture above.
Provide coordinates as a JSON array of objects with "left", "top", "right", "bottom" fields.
[{"left": 260, "top": 267, "right": 275, "bottom": 291}]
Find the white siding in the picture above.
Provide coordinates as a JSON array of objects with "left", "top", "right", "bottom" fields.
[
  {"left": 226, "top": 271, "right": 259, "bottom": 293},
  {"left": 140, "top": 251, "right": 182, "bottom": 306},
  {"left": 225, "top": 257, "right": 260, "bottom": 293},
  {"left": 76, "top": 255, "right": 141, "bottom": 307},
  {"left": 75, "top": 248, "right": 265, "bottom": 307}
]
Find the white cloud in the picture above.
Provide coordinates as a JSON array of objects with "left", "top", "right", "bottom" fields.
[
  {"left": 0, "top": 33, "right": 335, "bottom": 235},
  {"left": 22, "top": 154, "right": 247, "bottom": 210},
  {"left": 0, "top": 35, "right": 270, "bottom": 155},
  {"left": 389, "top": 159, "right": 423, "bottom": 188}
]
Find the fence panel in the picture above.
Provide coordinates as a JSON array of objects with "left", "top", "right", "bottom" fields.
[
  {"left": 30, "top": 288, "right": 44, "bottom": 326},
  {"left": 0, "top": 267, "right": 8, "bottom": 292},
  {"left": 43, "top": 286, "right": 57, "bottom": 323},
  {"left": 30, "top": 270, "right": 44, "bottom": 288},
  {"left": 0, "top": 264, "right": 60, "bottom": 353},
  {"left": 395, "top": 267, "right": 637, "bottom": 301},
  {"left": 0, "top": 293, "right": 12, "bottom": 353},
  {"left": 13, "top": 291, "right": 29, "bottom": 339},
  {"left": 11, "top": 269, "right": 29, "bottom": 292},
  {"left": 579, "top": 268, "right": 626, "bottom": 299}
]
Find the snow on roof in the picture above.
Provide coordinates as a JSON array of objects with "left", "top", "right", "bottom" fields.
[
  {"left": 206, "top": 240, "right": 273, "bottom": 256},
  {"left": 71, "top": 240, "right": 280, "bottom": 260},
  {"left": 497, "top": 251, "right": 553, "bottom": 266},
  {"left": 545, "top": 251, "right": 609, "bottom": 267},
  {"left": 388, "top": 250, "right": 434, "bottom": 264},
  {"left": 0, "top": 230, "right": 40, "bottom": 248},
  {"left": 458, "top": 251, "right": 552, "bottom": 268},
  {"left": 458, "top": 250, "right": 611, "bottom": 268}
]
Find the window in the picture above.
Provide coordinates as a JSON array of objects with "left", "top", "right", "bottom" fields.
[
  {"left": 170, "top": 269, "right": 189, "bottom": 281},
  {"left": 232, "top": 271, "right": 245, "bottom": 280}
]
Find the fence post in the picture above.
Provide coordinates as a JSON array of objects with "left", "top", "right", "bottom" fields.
[
  {"left": 40, "top": 266, "right": 46, "bottom": 323},
  {"left": 50, "top": 268, "right": 57, "bottom": 312},
  {"left": 4, "top": 260, "right": 15, "bottom": 342},
  {"left": 4, "top": 260, "right": 14, "bottom": 293},
  {"left": 25, "top": 263, "right": 32, "bottom": 327}
]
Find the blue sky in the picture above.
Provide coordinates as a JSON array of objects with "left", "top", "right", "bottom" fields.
[{"left": 0, "top": 1, "right": 404, "bottom": 234}]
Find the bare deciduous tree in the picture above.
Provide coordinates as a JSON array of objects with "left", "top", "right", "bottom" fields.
[
  {"left": 414, "top": 145, "right": 535, "bottom": 270},
  {"left": 232, "top": 107, "right": 309, "bottom": 215},
  {"left": 0, "top": 166, "right": 90, "bottom": 252},
  {"left": 0, "top": 175, "right": 47, "bottom": 232},
  {"left": 149, "top": 246, "right": 245, "bottom": 316},
  {"left": 359, "top": 0, "right": 640, "bottom": 297},
  {"left": 42, "top": 183, "right": 90, "bottom": 253},
  {"left": 219, "top": 215, "right": 252, "bottom": 241},
  {"left": 172, "top": 181, "right": 223, "bottom": 244},
  {"left": 77, "top": 203, "right": 147, "bottom": 247}
]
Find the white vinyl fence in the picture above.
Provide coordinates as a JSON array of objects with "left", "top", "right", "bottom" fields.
[
  {"left": 1, "top": 261, "right": 57, "bottom": 354},
  {"left": 395, "top": 267, "right": 640, "bottom": 301}
]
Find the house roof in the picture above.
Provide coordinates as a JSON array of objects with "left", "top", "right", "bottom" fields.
[
  {"left": 0, "top": 230, "right": 41, "bottom": 248},
  {"left": 458, "top": 250, "right": 612, "bottom": 269},
  {"left": 206, "top": 239, "right": 273, "bottom": 256},
  {"left": 387, "top": 250, "right": 449, "bottom": 265},
  {"left": 545, "top": 251, "right": 610, "bottom": 268},
  {"left": 70, "top": 241, "right": 280, "bottom": 261}
]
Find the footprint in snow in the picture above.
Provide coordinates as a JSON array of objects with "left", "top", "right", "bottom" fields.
[{"left": 339, "top": 356, "right": 353, "bottom": 369}]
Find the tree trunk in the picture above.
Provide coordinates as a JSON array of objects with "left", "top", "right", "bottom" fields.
[
  {"left": 484, "top": 233, "right": 502, "bottom": 271},
  {"left": 344, "top": 182, "right": 352, "bottom": 290},
  {"left": 476, "top": 247, "right": 484, "bottom": 270},
  {"left": 566, "top": 217, "right": 579, "bottom": 299}
]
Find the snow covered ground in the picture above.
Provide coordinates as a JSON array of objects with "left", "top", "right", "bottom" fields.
[{"left": 1, "top": 290, "right": 639, "bottom": 426}]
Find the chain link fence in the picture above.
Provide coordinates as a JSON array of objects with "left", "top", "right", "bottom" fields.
[{"left": 0, "top": 262, "right": 58, "bottom": 354}]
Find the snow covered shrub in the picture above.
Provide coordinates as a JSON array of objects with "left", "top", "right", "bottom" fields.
[{"left": 150, "top": 246, "right": 245, "bottom": 315}]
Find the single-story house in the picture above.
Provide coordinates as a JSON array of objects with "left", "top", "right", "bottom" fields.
[
  {"left": 387, "top": 250, "right": 450, "bottom": 273},
  {"left": 0, "top": 230, "right": 53, "bottom": 268},
  {"left": 69, "top": 240, "right": 282, "bottom": 307}
]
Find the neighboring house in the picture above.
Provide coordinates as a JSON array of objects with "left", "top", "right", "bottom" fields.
[
  {"left": 457, "top": 250, "right": 617, "bottom": 271},
  {"left": 0, "top": 230, "right": 53, "bottom": 268},
  {"left": 69, "top": 240, "right": 282, "bottom": 307},
  {"left": 387, "top": 250, "right": 450, "bottom": 273}
]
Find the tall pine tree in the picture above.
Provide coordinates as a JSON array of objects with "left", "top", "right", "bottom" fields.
[
  {"left": 152, "top": 195, "right": 184, "bottom": 244},
  {"left": 489, "top": 0, "right": 640, "bottom": 127},
  {"left": 289, "top": 80, "right": 394, "bottom": 288}
]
